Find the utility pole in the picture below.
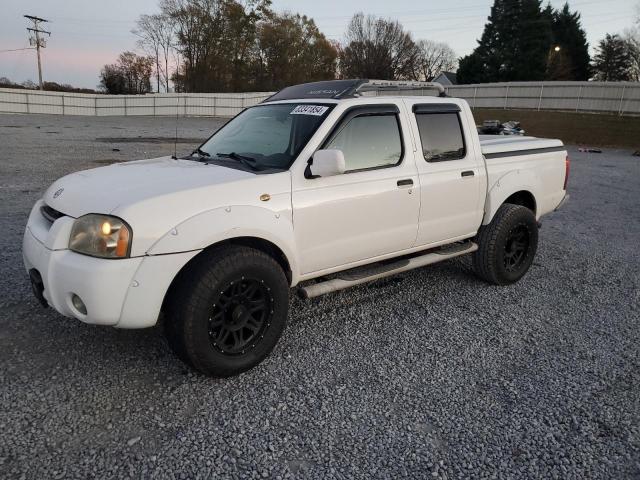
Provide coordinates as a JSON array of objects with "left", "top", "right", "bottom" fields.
[{"left": 24, "top": 15, "right": 51, "bottom": 90}]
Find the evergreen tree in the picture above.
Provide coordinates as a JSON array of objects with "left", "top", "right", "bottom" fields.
[
  {"left": 546, "top": 49, "right": 573, "bottom": 80},
  {"left": 592, "top": 34, "right": 633, "bottom": 81},
  {"left": 515, "top": 0, "right": 552, "bottom": 80},
  {"left": 457, "top": 0, "right": 551, "bottom": 83},
  {"left": 548, "top": 3, "right": 591, "bottom": 80}
]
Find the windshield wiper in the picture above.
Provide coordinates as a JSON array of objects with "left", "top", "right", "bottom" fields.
[
  {"left": 216, "top": 152, "right": 260, "bottom": 171},
  {"left": 192, "top": 147, "right": 210, "bottom": 159}
]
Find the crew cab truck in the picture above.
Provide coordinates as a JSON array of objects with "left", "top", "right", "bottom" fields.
[{"left": 23, "top": 79, "right": 569, "bottom": 377}]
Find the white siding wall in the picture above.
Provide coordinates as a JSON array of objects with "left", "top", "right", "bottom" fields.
[
  {"left": 445, "top": 81, "right": 640, "bottom": 115},
  {"left": 0, "top": 89, "right": 273, "bottom": 117},
  {"left": 1, "top": 82, "right": 639, "bottom": 116}
]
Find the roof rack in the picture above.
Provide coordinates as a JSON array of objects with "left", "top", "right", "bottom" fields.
[
  {"left": 263, "top": 79, "right": 447, "bottom": 102},
  {"left": 357, "top": 79, "right": 447, "bottom": 97}
]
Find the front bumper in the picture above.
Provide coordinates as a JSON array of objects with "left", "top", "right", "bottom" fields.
[{"left": 22, "top": 201, "right": 199, "bottom": 328}]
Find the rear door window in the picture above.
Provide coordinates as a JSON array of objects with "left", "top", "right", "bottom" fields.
[{"left": 415, "top": 112, "right": 466, "bottom": 162}]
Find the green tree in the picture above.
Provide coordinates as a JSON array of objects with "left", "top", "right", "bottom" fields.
[
  {"left": 457, "top": 0, "right": 552, "bottom": 83},
  {"left": 254, "top": 13, "right": 337, "bottom": 91},
  {"left": 99, "top": 52, "right": 154, "bottom": 94},
  {"left": 163, "top": 0, "right": 270, "bottom": 93},
  {"left": 627, "top": 34, "right": 640, "bottom": 81},
  {"left": 545, "top": 48, "right": 573, "bottom": 80},
  {"left": 163, "top": 0, "right": 336, "bottom": 92},
  {"left": 592, "top": 34, "right": 633, "bottom": 81},
  {"left": 547, "top": 3, "right": 590, "bottom": 80}
]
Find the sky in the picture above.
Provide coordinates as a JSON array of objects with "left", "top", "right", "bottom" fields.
[{"left": 1, "top": 0, "right": 638, "bottom": 89}]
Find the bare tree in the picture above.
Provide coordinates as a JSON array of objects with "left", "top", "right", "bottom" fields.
[
  {"left": 625, "top": 2, "right": 640, "bottom": 80},
  {"left": 339, "top": 13, "right": 420, "bottom": 80},
  {"left": 133, "top": 13, "right": 176, "bottom": 92},
  {"left": 414, "top": 40, "right": 457, "bottom": 81}
]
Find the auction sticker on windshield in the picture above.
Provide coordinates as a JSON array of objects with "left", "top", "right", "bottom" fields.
[{"left": 290, "top": 105, "right": 329, "bottom": 116}]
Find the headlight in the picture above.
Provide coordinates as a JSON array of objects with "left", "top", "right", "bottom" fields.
[{"left": 69, "top": 214, "right": 132, "bottom": 258}]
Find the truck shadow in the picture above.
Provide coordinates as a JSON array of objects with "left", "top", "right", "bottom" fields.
[{"left": 5, "top": 259, "right": 479, "bottom": 383}]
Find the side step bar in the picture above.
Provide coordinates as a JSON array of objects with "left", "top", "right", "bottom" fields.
[{"left": 298, "top": 242, "right": 478, "bottom": 299}]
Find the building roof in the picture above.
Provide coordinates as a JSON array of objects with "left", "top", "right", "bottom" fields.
[{"left": 434, "top": 72, "right": 458, "bottom": 85}]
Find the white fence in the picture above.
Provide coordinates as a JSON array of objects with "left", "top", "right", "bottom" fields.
[
  {"left": 445, "top": 81, "right": 640, "bottom": 115},
  {"left": 1, "top": 81, "right": 639, "bottom": 116},
  {"left": 0, "top": 88, "right": 272, "bottom": 117}
]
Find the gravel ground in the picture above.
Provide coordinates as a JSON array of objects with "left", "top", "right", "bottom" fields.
[{"left": 1, "top": 114, "right": 639, "bottom": 479}]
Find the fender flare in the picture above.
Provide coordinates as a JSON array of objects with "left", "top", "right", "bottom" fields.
[
  {"left": 147, "top": 205, "right": 300, "bottom": 284},
  {"left": 483, "top": 169, "right": 540, "bottom": 225}
]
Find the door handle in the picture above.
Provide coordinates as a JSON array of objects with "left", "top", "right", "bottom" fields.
[
  {"left": 397, "top": 179, "right": 414, "bottom": 187},
  {"left": 461, "top": 170, "right": 475, "bottom": 177}
]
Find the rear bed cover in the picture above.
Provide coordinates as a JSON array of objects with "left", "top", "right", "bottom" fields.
[{"left": 480, "top": 135, "right": 564, "bottom": 157}]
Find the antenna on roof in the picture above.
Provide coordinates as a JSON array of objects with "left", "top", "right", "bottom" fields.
[{"left": 171, "top": 95, "right": 179, "bottom": 160}]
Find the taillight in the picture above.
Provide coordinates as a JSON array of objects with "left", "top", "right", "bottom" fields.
[{"left": 563, "top": 155, "right": 570, "bottom": 190}]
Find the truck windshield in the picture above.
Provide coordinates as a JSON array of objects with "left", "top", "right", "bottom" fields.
[{"left": 197, "top": 103, "right": 333, "bottom": 171}]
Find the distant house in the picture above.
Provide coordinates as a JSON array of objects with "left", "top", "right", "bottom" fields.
[{"left": 433, "top": 72, "right": 457, "bottom": 85}]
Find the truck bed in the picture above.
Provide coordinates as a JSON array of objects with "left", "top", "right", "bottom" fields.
[{"left": 479, "top": 135, "right": 563, "bottom": 156}]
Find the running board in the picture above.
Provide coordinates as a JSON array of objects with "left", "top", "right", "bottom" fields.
[{"left": 298, "top": 242, "right": 478, "bottom": 299}]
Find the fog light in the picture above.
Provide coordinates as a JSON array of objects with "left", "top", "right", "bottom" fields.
[{"left": 71, "top": 294, "right": 87, "bottom": 315}]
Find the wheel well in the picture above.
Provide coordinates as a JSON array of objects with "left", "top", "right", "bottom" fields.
[
  {"left": 160, "top": 236, "right": 292, "bottom": 316},
  {"left": 504, "top": 190, "right": 536, "bottom": 215},
  {"left": 212, "top": 237, "right": 292, "bottom": 283}
]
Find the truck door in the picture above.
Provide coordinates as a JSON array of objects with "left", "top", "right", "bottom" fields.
[
  {"left": 291, "top": 104, "right": 420, "bottom": 275},
  {"left": 409, "top": 102, "right": 486, "bottom": 246}
]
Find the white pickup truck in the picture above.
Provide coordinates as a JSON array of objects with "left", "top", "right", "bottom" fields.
[{"left": 23, "top": 79, "right": 569, "bottom": 376}]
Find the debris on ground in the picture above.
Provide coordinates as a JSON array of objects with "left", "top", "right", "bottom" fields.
[
  {"left": 127, "top": 436, "right": 141, "bottom": 447},
  {"left": 578, "top": 147, "right": 602, "bottom": 153}
]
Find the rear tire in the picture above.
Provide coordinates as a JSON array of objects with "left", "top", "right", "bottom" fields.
[
  {"left": 472, "top": 203, "right": 538, "bottom": 285},
  {"left": 165, "top": 245, "right": 289, "bottom": 377}
]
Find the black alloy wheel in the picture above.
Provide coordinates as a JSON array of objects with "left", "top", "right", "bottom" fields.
[
  {"left": 503, "top": 224, "right": 531, "bottom": 272},
  {"left": 209, "top": 278, "right": 273, "bottom": 355},
  {"left": 165, "top": 245, "right": 289, "bottom": 377},
  {"left": 472, "top": 203, "right": 539, "bottom": 285}
]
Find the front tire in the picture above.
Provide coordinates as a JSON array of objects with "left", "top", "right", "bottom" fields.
[
  {"left": 472, "top": 203, "right": 538, "bottom": 285},
  {"left": 166, "top": 245, "right": 289, "bottom": 377}
]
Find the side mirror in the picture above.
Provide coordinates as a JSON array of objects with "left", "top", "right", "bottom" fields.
[{"left": 308, "top": 149, "right": 346, "bottom": 178}]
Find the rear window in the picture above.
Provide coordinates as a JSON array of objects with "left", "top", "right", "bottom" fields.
[{"left": 415, "top": 113, "right": 466, "bottom": 162}]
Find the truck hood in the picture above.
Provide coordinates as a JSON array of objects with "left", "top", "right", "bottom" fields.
[
  {"left": 43, "top": 157, "right": 293, "bottom": 256},
  {"left": 44, "top": 156, "right": 255, "bottom": 217}
]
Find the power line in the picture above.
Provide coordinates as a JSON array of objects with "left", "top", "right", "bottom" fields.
[
  {"left": 310, "top": 0, "right": 628, "bottom": 21},
  {"left": 24, "top": 14, "right": 51, "bottom": 90},
  {"left": 0, "top": 47, "right": 36, "bottom": 53}
]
